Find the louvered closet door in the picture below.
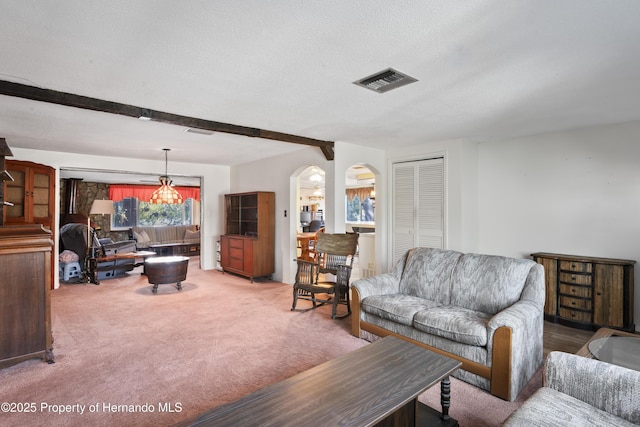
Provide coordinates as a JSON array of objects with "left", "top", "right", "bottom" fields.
[{"left": 392, "top": 158, "right": 444, "bottom": 265}]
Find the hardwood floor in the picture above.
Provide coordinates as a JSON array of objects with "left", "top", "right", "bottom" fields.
[{"left": 543, "top": 321, "right": 596, "bottom": 357}]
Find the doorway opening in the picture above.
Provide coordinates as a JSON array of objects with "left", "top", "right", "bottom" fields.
[
  {"left": 345, "top": 164, "right": 376, "bottom": 281},
  {"left": 297, "top": 166, "right": 325, "bottom": 233}
]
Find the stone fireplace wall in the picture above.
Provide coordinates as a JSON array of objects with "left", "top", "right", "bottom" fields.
[{"left": 59, "top": 180, "right": 129, "bottom": 242}]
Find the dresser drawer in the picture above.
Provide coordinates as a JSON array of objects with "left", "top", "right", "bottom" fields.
[
  {"left": 560, "top": 260, "right": 592, "bottom": 274},
  {"left": 559, "top": 283, "right": 592, "bottom": 298},
  {"left": 229, "top": 247, "right": 244, "bottom": 260},
  {"left": 228, "top": 238, "right": 244, "bottom": 249},
  {"left": 228, "top": 254, "right": 244, "bottom": 270},
  {"left": 560, "top": 296, "right": 592, "bottom": 311},
  {"left": 559, "top": 307, "right": 592, "bottom": 323},
  {"left": 559, "top": 272, "right": 592, "bottom": 286}
]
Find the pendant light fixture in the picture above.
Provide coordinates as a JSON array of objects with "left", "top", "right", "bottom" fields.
[{"left": 149, "top": 148, "right": 183, "bottom": 204}]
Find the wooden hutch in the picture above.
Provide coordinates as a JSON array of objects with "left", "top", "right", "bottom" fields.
[
  {"left": 0, "top": 139, "right": 55, "bottom": 368},
  {"left": 220, "top": 191, "right": 275, "bottom": 282}
]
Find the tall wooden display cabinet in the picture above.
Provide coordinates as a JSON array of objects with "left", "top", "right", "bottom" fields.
[
  {"left": 3, "top": 159, "right": 56, "bottom": 290},
  {"left": 220, "top": 191, "right": 275, "bottom": 282},
  {"left": 1, "top": 140, "right": 55, "bottom": 368}
]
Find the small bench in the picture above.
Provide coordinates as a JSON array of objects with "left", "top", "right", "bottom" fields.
[{"left": 145, "top": 256, "right": 189, "bottom": 294}]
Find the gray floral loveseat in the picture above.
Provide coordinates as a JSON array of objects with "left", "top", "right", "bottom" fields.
[
  {"left": 351, "top": 247, "right": 545, "bottom": 401},
  {"left": 503, "top": 351, "right": 640, "bottom": 426}
]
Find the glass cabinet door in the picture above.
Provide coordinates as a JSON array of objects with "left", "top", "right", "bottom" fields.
[
  {"left": 32, "top": 170, "right": 52, "bottom": 223},
  {"left": 4, "top": 161, "right": 54, "bottom": 228},
  {"left": 5, "top": 164, "right": 27, "bottom": 222}
]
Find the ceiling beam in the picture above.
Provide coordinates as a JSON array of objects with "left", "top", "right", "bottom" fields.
[{"left": 0, "top": 80, "right": 335, "bottom": 160}]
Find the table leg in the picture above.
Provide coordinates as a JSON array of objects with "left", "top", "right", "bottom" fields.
[
  {"left": 440, "top": 376, "right": 451, "bottom": 421},
  {"left": 87, "top": 257, "right": 100, "bottom": 285}
]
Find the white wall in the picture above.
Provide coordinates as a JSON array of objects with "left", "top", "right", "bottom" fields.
[
  {"left": 386, "top": 139, "right": 481, "bottom": 255},
  {"left": 230, "top": 142, "right": 386, "bottom": 283},
  {"left": 384, "top": 120, "right": 640, "bottom": 330},
  {"left": 477, "top": 120, "right": 640, "bottom": 329},
  {"left": 230, "top": 146, "right": 330, "bottom": 283},
  {"left": 9, "top": 148, "right": 230, "bottom": 288},
  {"left": 14, "top": 119, "right": 640, "bottom": 328}
]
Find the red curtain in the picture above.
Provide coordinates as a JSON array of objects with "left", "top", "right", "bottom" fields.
[{"left": 109, "top": 184, "right": 200, "bottom": 202}]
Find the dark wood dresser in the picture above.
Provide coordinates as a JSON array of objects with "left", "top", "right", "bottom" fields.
[
  {"left": 532, "top": 252, "right": 635, "bottom": 332},
  {"left": 0, "top": 225, "right": 54, "bottom": 368}
]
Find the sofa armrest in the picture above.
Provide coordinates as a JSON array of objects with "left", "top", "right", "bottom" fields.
[
  {"left": 351, "top": 273, "right": 401, "bottom": 299},
  {"left": 487, "top": 300, "right": 542, "bottom": 341},
  {"left": 102, "top": 240, "right": 137, "bottom": 255},
  {"left": 544, "top": 351, "right": 640, "bottom": 423},
  {"left": 351, "top": 273, "right": 401, "bottom": 338},
  {"left": 487, "top": 300, "right": 544, "bottom": 401}
]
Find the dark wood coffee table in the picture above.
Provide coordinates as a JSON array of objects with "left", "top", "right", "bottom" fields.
[
  {"left": 145, "top": 256, "right": 189, "bottom": 294},
  {"left": 176, "top": 336, "right": 461, "bottom": 426}
]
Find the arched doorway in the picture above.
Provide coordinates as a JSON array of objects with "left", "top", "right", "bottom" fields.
[
  {"left": 297, "top": 166, "right": 325, "bottom": 233},
  {"left": 284, "top": 165, "right": 327, "bottom": 284},
  {"left": 345, "top": 164, "right": 376, "bottom": 280}
]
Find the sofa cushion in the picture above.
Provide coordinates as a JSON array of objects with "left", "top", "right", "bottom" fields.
[
  {"left": 503, "top": 387, "right": 637, "bottom": 427},
  {"left": 361, "top": 294, "right": 442, "bottom": 326},
  {"left": 450, "top": 254, "right": 535, "bottom": 314},
  {"left": 133, "top": 230, "right": 150, "bottom": 245},
  {"left": 398, "top": 248, "right": 462, "bottom": 305},
  {"left": 413, "top": 306, "right": 491, "bottom": 346},
  {"left": 184, "top": 229, "right": 200, "bottom": 242}
]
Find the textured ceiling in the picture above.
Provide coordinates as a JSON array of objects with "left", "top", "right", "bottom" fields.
[{"left": 1, "top": 1, "right": 639, "bottom": 166}]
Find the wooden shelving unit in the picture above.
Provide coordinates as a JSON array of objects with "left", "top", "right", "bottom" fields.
[{"left": 220, "top": 191, "right": 275, "bottom": 282}]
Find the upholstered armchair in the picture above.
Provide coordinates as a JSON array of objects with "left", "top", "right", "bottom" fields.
[
  {"left": 59, "top": 223, "right": 137, "bottom": 280},
  {"left": 503, "top": 351, "right": 640, "bottom": 426},
  {"left": 59, "top": 223, "right": 99, "bottom": 267}
]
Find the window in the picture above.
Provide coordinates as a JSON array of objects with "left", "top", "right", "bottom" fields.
[
  {"left": 111, "top": 197, "right": 197, "bottom": 230},
  {"left": 345, "top": 186, "right": 375, "bottom": 223},
  {"left": 345, "top": 194, "right": 375, "bottom": 222},
  {"left": 109, "top": 184, "right": 200, "bottom": 230}
]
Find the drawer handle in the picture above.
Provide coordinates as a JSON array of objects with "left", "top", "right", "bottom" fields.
[
  {"left": 571, "top": 275, "right": 576, "bottom": 281},
  {"left": 571, "top": 289, "right": 576, "bottom": 293},
  {"left": 571, "top": 264, "right": 576, "bottom": 269},
  {"left": 571, "top": 301, "right": 576, "bottom": 305}
]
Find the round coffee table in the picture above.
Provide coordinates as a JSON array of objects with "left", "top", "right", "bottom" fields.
[{"left": 145, "top": 256, "right": 189, "bottom": 294}]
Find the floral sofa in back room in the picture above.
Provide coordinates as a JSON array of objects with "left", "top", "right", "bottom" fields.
[
  {"left": 351, "top": 247, "right": 545, "bottom": 401},
  {"left": 130, "top": 225, "right": 200, "bottom": 252}
]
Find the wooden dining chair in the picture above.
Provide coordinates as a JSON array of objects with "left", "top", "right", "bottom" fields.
[{"left": 307, "top": 227, "right": 324, "bottom": 261}]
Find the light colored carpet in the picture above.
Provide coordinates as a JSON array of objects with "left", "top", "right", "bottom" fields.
[{"left": 0, "top": 259, "right": 539, "bottom": 426}]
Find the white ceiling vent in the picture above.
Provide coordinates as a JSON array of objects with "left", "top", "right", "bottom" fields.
[
  {"left": 186, "top": 128, "right": 214, "bottom": 135},
  {"left": 353, "top": 68, "right": 418, "bottom": 93}
]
